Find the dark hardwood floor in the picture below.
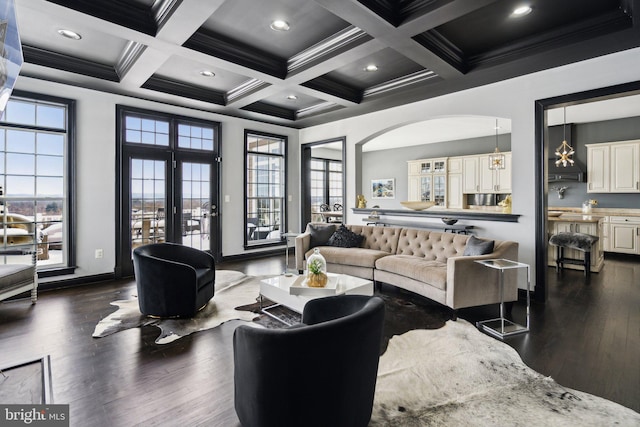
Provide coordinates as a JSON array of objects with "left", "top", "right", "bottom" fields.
[{"left": 0, "top": 253, "right": 638, "bottom": 426}]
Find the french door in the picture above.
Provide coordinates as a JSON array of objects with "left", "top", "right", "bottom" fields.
[{"left": 116, "top": 107, "right": 220, "bottom": 278}]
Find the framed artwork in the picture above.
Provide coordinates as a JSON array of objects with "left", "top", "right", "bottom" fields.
[{"left": 371, "top": 178, "right": 395, "bottom": 199}]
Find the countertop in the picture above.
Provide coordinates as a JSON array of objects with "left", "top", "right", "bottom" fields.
[
  {"left": 548, "top": 207, "right": 640, "bottom": 219},
  {"left": 548, "top": 214, "right": 605, "bottom": 223},
  {"left": 352, "top": 207, "right": 520, "bottom": 223}
]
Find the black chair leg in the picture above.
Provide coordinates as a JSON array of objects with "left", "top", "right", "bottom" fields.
[{"left": 584, "top": 252, "right": 591, "bottom": 276}]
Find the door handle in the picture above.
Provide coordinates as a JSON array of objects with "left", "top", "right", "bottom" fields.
[{"left": 210, "top": 205, "right": 218, "bottom": 217}]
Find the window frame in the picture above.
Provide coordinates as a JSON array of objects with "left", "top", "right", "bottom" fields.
[
  {"left": 0, "top": 90, "right": 76, "bottom": 276},
  {"left": 244, "top": 130, "right": 288, "bottom": 249}
]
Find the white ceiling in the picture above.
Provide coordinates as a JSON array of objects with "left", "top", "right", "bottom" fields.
[{"left": 358, "top": 92, "right": 640, "bottom": 152}]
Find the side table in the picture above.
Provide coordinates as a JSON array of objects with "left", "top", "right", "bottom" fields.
[
  {"left": 474, "top": 258, "right": 530, "bottom": 339},
  {"left": 281, "top": 232, "right": 300, "bottom": 275}
]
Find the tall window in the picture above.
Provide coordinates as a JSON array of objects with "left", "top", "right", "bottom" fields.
[
  {"left": 310, "top": 158, "right": 342, "bottom": 222},
  {"left": 245, "top": 131, "right": 286, "bottom": 247},
  {"left": 0, "top": 92, "right": 74, "bottom": 272}
]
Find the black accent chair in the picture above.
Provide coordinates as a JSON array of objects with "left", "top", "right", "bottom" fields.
[
  {"left": 233, "top": 295, "right": 385, "bottom": 427},
  {"left": 132, "top": 242, "right": 215, "bottom": 317}
]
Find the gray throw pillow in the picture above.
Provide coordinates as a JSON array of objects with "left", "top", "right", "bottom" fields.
[
  {"left": 463, "top": 235, "right": 495, "bottom": 256},
  {"left": 308, "top": 223, "right": 337, "bottom": 248},
  {"left": 327, "top": 225, "right": 364, "bottom": 248}
]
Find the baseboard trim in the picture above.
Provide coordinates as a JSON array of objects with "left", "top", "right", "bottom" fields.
[
  {"left": 222, "top": 248, "right": 286, "bottom": 263},
  {"left": 39, "top": 272, "right": 115, "bottom": 291}
]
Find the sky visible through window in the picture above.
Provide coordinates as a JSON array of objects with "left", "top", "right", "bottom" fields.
[{"left": 1, "top": 98, "right": 66, "bottom": 198}]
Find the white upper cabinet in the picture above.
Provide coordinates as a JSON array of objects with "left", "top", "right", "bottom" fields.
[
  {"left": 587, "top": 140, "right": 640, "bottom": 193},
  {"left": 462, "top": 152, "right": 512, "bottom": 194},
  {"left": 610, "top": 142, "right": 640, "bottom": 192},
  {"left": 587, "top": 144, "right": 610, "bottom": 193},
  {"left": 462, "top": 156, "right": 480, "bottom": 193}
]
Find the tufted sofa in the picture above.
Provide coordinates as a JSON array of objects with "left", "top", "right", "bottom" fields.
[{"left": 295, "top": 223, "right": 519, "bottom": 314}]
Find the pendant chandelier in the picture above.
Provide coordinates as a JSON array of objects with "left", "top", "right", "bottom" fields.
[
  {"left": 555, "top": 107, "right": 575, "bottom": 167},
  {"left": 489, "top": 118, "right": 505, "bottom": 170}
]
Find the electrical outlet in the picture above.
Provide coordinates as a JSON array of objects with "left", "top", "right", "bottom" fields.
[{"left": 95, "top": 249, "right": 103, "bottom": 259}]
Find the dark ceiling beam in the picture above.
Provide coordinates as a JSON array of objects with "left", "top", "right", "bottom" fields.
[
  {"left": 141, "top": 76, "right": 226, "bottom": 105},
  {"left": 44, "top": 0, "right": 157, "bottom": 35},
  {"left": 397, "top": 0, "right": 498, "bottom": 35},
  {"left": 23, "top": 45, "right": 120, "bottom": 82}
]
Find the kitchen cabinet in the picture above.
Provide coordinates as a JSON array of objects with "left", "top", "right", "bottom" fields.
[
  {"left": 462, "top": 156, "right": 479, "bottom": 193},
  {"left": 587, "top": 144, "right": 609, "bottom": 193},
  {"left": 601, "top": 216, "right": 610, "bottom": 252},
  {"left": 447, "top": 158, "right": 463, "bottom": 209},
  {"left": 610, "top": 142, "right": 640, "bottom": 192},
  {"left": 609, "top": 216, "right": 640, "bottom": 254},
  {"left": 548, "top": 217, "right": 604, "bottom": 272},
  {"left": 587, "top": 140, "right": 640, "bottom": 193},
  {"left": 407, "top": 158, "right": 447, "bottom": 206},
  {"left": 462, "top": 152, "right": 512, "bottom": 194}
]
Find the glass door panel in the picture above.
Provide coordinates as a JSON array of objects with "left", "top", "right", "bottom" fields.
[
  {"left": 130, "top": 158, "right": 166, "bottom": 253},
  {"left": 434, "top": 175, "right": 446, "bottom": 206},
  {"left": 180, "top": 161, "right": 212, "bottom": 251},
  {"left": 420, "top": 176, "right": 432, "bottom": 201}
]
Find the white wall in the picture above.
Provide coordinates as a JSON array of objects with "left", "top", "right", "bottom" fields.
[
  {"left": 16, "top": 76, "right": 299, "bottom": 281},
  {"left": 300, "top": 47, "right": 640, "bottom": 288}
]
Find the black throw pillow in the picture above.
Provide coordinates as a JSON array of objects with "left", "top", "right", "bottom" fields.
[
  {"left": 463, "top": 235, "right": 495, "bottom": 256},
  {"left": 327, "top": 225, "right": 364, "bottom": 248},
  {"left": 308, "top": 223, "right": 337, "bottom": 248}
]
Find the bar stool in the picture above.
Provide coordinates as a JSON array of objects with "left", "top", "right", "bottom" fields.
[{"left": 549, "top": 232, "right": 599, "bottom": 276}]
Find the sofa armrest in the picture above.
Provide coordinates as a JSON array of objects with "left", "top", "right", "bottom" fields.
[
  {"left": 295, "top": 232, "right": 312, "bottom": 271},
  {"left": 445, "top": 241, "right": 519, "bottom": 310}
]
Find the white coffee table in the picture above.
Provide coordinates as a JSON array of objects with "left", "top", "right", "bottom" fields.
[{"left": 260, "top": 273, "right": 374, "bottom": 324}]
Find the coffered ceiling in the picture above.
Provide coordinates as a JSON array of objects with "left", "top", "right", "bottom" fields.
[{"left": 15, "top": 0, "right": 640, "bottom": 128}]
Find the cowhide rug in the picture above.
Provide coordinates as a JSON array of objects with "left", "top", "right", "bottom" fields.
[
  {"left": 370, "top": 320, "right": 640, "bottom": 426},
  {"left": 92, "top": 271, "right": 452, "bottom": 346},
  {"left": 92, "top": 270, "right": 270, "bottom": 344}
]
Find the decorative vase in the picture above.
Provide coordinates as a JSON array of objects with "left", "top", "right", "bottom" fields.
[{"left": 306, "top": 248, "right": 328, "bottom": 287}]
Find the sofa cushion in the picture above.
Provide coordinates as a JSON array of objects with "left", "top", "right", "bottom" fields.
[
  {"left": 463, "top": 235, "right": 495, "bottom": 256},
  {"left": 0, "top": 264, "right": 35, "bottom": 291},
  {"left": 346, "top": 225, "right": 402, "bottom": 252},
  {"left": 308, "top": 223, "right": 337, "bottom": 248},
  {"left": 375, "top": 255, "right": 447, "bottom": 290},
  {"left": 307, "top": 247, "right": 389, "bottom": 269},
  {"left": 396, "top": 228, "right": 467, "bottom": 262},
  {"left": 327, "top": 225, "right": 364, "bottom": 248}
]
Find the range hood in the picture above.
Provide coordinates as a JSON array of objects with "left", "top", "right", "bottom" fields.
[{"left": 548, "top": 158, "right": 586, "bottom": 182}]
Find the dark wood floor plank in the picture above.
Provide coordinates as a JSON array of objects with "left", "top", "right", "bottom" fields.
[{"left": 0, "top": 253, "right": 638, "bottom": 425}]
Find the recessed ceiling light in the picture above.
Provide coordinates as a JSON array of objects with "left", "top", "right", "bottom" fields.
[
  {"left": 200, "top": 70, "right": 215, "bottom": 77},
  {"left": 286, "top": 95, "right": 298, "bottom": 100},
  {"left": 512, "top": 5, "right": 532, "bottom": 17},
  {"left": 57, "top": 29, "right": 82, "bottom": 40},
  {"left": 270, "top": 20, "right": 290, "bottom": 31},
  {"left": 364, "top": 64, "right": 378, "bottom": 72}
]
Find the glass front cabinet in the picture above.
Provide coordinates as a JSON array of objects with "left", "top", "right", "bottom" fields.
[{"left": 407, "top": 158, "right": 447, "bottom": 206}]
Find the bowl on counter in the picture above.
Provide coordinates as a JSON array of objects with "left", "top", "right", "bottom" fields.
[
  {"left": 441, "top": 218, "right": 458, "bottom": 225},
  {"left": 400, "top": 201, "right": 436, "bottom": 211},
  {"left": 548, "top": 211, "right": 563, "bottom": 217}
]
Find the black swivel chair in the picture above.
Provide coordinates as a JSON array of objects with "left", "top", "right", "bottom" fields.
[
  {"left": 233, "top": 295, "right": 385, "bottom": 427},
  {"left": 132, "top": 242, "right": 215, "bottom": 317}
]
